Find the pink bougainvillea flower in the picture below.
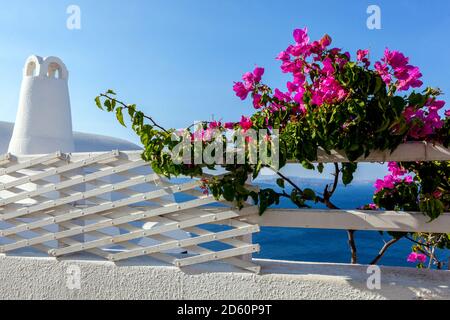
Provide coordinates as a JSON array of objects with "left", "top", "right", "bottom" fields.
[
  {"left": 427, "top": 99, "right": 445, "bottom": 112},
  {"left": 357, "top": 49, "right": 370, "bottom": 67},
  {"left": 407, "top": 252, "right": 418, "bottom": 263},
  {"left": 280, "top": 60, "right": 295, "bottom": 74},
  {"left": 428, "top": 110, "right": 444, "bottom": 130},
  {"left": 396, "top": 66, "right": 423, "bottom": 91},
  {"left": 402, "top": 106, "right": 417, "bottom": 122},
  {"left": 224, "top": 122, "right": 235, "bottom": 130},
  {"left": 208, "top": 121, "right": 222, "bottom": 129},
  {"left": 320, "top": 34, "right": 332, "bottom": 48},
  {"left": 376, "top": 49, "right": 423, "bottom": 91},
  {"left": 309, "top": 34, "right": 332, "bottom": 54},
  {"left": 335, "top": 55, "right": 349, "bottom": 69},
  {"left": 445, "top": 110, "right": 450, "bottom": 118},
  {"left": 287, "top": 81, "right": 298, "bottom": 93},
  {"left": 234, "top": 67, "right": 265, "bottom": 101},
  {"left": 311, "top": 76, "right": 347, "bottom": 106},
  {"left": 311, "top": 90, "right": 324, "bottom": 106},
  {"left": 416, "top": 253, "right": 427, "bottom": 263},
  {"left": 322, "top": 58, "right": 335, "bottom": 76},
  {"left": 433, "top": 190, "right": 443, "bottom": 199},
  {"left": 239, "top": 116, "right": 253, "bottom": 131},
  {"left": 388, "top": 162, "right": 407, "bottom": 177},
  {"left": 404, "top": 176, "right": 413, "bottom": 184},
  {"left": 329, "top": 47, "right": 341, "bottom": 56},
  {"left": 375, "top": 162, "right": 414, "bottom": 193},
  {"left": 357, "top": 203, "right": 378, "bottom": 210},
  {"left": 382, "top": 175, "right": 396, "bottom": 188},
  {"left": 233, "top": 82, "right": 250, "bottom": 100},
  {"left": 293, "top": 27, "right": 310, "bottom": 46},
  {"left": 374, "top": 61, "right": 391, "bottom": 85},
  {"left": 408, "top": 252, "right": 427, "bottom": 264},
  {"left": 293, "top": 90, "right": 305, "bottom": 105},
  {"left": 383, "top": 49, "right": 409, "bottom": 70},
  {"left": 242, "top": 72, "right": 255, "bottom": 88},
  {"left": 374, "top": 175, "right": 397, "bottom": 193},
  {"left": 357, "top": 49, "right": 369, "bottom": 61},
  {"left": 252, "top": 94, "right": 262, "bottom": 109},
  {"left": 276, "top": 50, "right": 290, "bottom": 62},
  {"left": 402, "top": 105, "right": 444, "bottom": 140},
  {"left": 292, "top": 103, "right": 307, "bottom": 115},
  {"left": 309, "top": 41, "right": 322, "bottom": 55},
  {"left": 374, "top": 180, "right": 384, "bottom": 193},
  {"left": 293, "top": 73, "right": 306, "bottom": 85},
  {"left": 289, "top": 44, "right": 310, "bottom": 57},
  {"left": 274, "top": 89, "right": 290, "bottom": 103},
  {"left": 253, "top": 67, "right": 265, "bottom": 83}
]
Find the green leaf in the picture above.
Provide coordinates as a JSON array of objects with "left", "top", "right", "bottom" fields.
[
  {"left": 258, "top": 189, "right": 280, "bottom": 215},
  {"left": 301, "top": 160, "right": 314, "bottom": 170},
  {"left": 235, "top": 184, "right": 249, "bottom": 195},
  {"left": 223, "top": 184, "right": 235, "bottom": 202},
  {"left": 116, "top": 107, "right": 126, "bottom": 127},
  {"left": 128, "top": 104, "right": 136, "bottom": 118},
  {"left": 317, "top": 163, "right": 324, "bottom": 174},
  {"left": 290, "top": 189, "right": 307, "bottom": 208},
  {"left": 303, "top": 188, "right": 316, "bottom": 201},
  {"left": 342, "top": 163, "right": 357, "bottom": 185},
  {"left": 104, "top": 99, "right": 112, "bottom": 111},
  {"left": 95, "top": 97, "right": 103, "bottom": 110},
  {"left": 276, "top": 178, "right": 285, "bottom": 189},
  {"left": 373, "top": 76, "right": 383, "bottom": 94},
  {"left": 249, "top": 191, "right": 259, "bottom": 205}
]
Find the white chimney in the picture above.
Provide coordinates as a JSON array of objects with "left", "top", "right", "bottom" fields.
[{"left": 8, "top": 55, "right": 74, "bottom": 155}]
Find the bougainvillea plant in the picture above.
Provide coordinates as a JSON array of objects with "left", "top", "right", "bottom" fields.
[{"left": 96, "top": 27, "right": 450, "bottom": 268}]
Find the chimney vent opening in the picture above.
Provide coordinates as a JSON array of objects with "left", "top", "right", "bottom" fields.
[
  {"left": 26, "top": 61, "right": 38, "bottom": 77},
  {"left": 47, "top": 62, "right": 62, "bottom": 79}
]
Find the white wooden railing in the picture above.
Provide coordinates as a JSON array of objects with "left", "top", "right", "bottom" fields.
[{"left": 0, "top": 142, "right": 449, "bottom": 274}]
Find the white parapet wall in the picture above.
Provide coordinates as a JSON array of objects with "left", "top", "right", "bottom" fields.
[{"left": 1, "top": 254, "right": 449, "bottom": 300}]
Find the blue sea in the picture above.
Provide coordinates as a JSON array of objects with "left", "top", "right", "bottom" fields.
[{"left": 174, "top": 178, "right": 448, "bottom": 268}]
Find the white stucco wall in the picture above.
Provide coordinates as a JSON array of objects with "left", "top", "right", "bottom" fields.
[{"left": 0, "top": 254, "right": 449, "bottom": 300}]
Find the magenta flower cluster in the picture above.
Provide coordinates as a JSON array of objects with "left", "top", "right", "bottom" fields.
[
  {"left": 403, "top": 99, "right": 446, "bottom": 140},
  {"left": 233, "top": 27, "right": 350, "bottom": 119},
  {"left": 275, "top": 28, "right": 349, "bottom": 109},
  {"left": 374, "top": 49, "right": 423, "bottom": 91},
  {"left": 374, "top": 162, "right": 413, "bottom": 194},
  {"left": 232, "top": 27, "right": 448, "bottom": 139},
  {"left": 407, "top": 252, "right": 427, "bottom": 264},
  {"left": 233, "top": 67, "right": 265, "bottom": 101}
]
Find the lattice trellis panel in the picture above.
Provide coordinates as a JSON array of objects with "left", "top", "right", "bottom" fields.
[{"left": 0, "top": 151, "right": 261, "bottom": 273}]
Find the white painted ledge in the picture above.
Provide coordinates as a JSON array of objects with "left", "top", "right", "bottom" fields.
[
  {"left": 294, "top": 141, "right": 450, "bottom": 163},
  {"left": 0, "top": 253, "right": 449, "bottom": 300},
  {"left": 245, "top": 210, "right": 450, "bottom": 234}
]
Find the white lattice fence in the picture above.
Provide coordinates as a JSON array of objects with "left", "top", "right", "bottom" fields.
[
  {"left": 1, "top": 143, "right": 449, "bottom": 274},
  {"left": 0, "top": 151, "right": 261, "bottom": 273}
]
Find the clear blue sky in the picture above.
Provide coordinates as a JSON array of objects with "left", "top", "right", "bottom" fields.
[{"left": 0, "top": 0, "right": 449, "bottom": 180}]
